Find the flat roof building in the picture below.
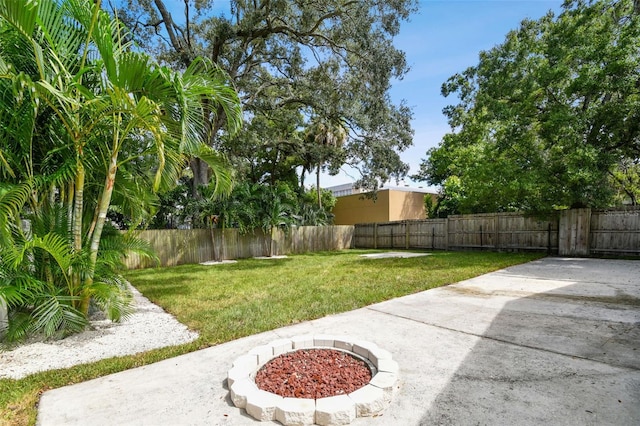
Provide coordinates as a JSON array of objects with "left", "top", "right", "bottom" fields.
[{"left": 326, "top": 184, "right": 437, "bottom": 225}]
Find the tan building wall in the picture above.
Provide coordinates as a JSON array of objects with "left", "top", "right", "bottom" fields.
[
  {"left": 332, "top": 189, "right": 435, "bottom": 225},
  {"left": 388, "top": 190, "right": 428, "bottom": 222},
  {"left": 331, "top": 190, "right": 390, "bottom": 225}
]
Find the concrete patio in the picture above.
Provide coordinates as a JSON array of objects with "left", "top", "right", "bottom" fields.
[{"left": 37, "top": 257, "right": 640, "bottom": 425}]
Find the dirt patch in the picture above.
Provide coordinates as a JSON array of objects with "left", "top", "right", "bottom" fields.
[
  {"left": 199, "top": 260, "right": 238, "bottom": 265},
  {"left": 359, "top": 252, "right": 430, "bottom": 259}
]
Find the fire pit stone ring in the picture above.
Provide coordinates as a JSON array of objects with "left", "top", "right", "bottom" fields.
[{"left": 227, "top": 334, "right": 398, "bottom": 425}]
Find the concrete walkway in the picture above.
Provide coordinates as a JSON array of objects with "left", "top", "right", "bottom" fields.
[{"left": 37, "top": 257, "right": 640, "bottom": 425}]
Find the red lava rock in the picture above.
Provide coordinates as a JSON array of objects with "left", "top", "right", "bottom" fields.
[{"left": 255, "top": 349, "right": 372, "bottom": 399}]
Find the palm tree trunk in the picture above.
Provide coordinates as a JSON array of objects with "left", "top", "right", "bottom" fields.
[
  {"left": 72, "top": 163, "right": 84, "bottom": 253},
  {"left": 82, "top": 150, "right": 118, "bottom": 315},
  {"left": 269, "top": 226, "right": 274, "bottom": 257},
  {"left": 210, "top": 221, "right": 219, "bottom": 262},
  {"left": 300, "top": 167, "right": 306, "bottom": 192},
  {"left": 66, "top": 182, "right": 74, "bottom": 238},
  {"left": 88, "top": 156, "right": 117, "bottom": 263},
  {"left": 70, "top": 161, "right": 85, "bottom": 307},
  {"left": 316, "top": 162, "right": 322, "bottom": 209}
]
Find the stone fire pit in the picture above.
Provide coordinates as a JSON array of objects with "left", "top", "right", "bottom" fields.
[{"left": 227, "top": 334, "right": 398, "bottom": 425}]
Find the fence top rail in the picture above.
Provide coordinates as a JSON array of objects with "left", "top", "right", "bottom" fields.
[
  {"left": 354, "top": 219, "right": 447, "bottom": 226},
  {"left": 448, "top": 211, "right": 562, "bottom": 219},
  {"left": 592, "top": 206, "right": 640, "bottom": 213}
]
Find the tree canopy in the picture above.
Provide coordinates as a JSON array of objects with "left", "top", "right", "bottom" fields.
[
  {"left": 115, "top": 0, "right": 417, "bottom": 193},
  {"left": 414, "top": 0, "right": 640, "bottom": 215}
]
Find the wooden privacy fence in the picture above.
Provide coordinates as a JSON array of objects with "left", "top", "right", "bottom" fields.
[
  {"left": 589, "top": 208, "right": 640, "bottom": 256},
  {"left": 355, "top": 213, "right": 558, "bottom": 253},
  {"left": 354, "top": 207, "right": 640, "bottom": 257},
  {"left": 557, "top": 207, "right": 640, "bottom": 256},
  {"left": 123, "top": 225, "right": 354, "bottom": 269}
]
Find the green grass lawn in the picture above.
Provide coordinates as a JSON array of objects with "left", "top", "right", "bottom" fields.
[{"left": 0, "top": 249, "right": 544, "bottom": 425}]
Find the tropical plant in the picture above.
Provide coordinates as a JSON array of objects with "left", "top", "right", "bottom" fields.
[
  {"left": 253, "top": 183, "right": 297, "bottom": 257},
  {"left": 0, "top": 0, "right": 241, "bottom": 341},
  {"left": 304, "top": 117, "right": 348, "bottom": 208},
  {"left": 296, "top": 187, "right": 336, "bottom": 226}
]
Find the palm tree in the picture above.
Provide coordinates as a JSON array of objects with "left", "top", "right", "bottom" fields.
[
  {"left": 252, "top": 184, "right": 296, "bottom": 257},
  {"left": 0, "top": 0, "right": 241, "bottom": 341},
  {"left": 304, "top": 117, "right": 348, "bottom": 208}
]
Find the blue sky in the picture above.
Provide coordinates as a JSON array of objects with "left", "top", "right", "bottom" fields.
[{"left": 322, "top": 0, "right": 564, "bottom": 189}]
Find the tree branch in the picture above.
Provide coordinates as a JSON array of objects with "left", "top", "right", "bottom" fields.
[
  {"left": 153, "top": 0, "right": 192, "bottom": 65},
  {"left": 235, "top": 2, "right": 358, "bottom": 46}
]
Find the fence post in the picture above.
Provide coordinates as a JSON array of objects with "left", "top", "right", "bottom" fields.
[
  {"left": 494, "top": 213, "right": 500, "bottom": 251},
  {"left": 432, "top": 226, "right": 435, "bottom": 250},
  {"left": 444, "top": 218, "right": 449, "bottom": 251},
  {"left": 405, "top": 221, "right": 410, "bottom": 249}
]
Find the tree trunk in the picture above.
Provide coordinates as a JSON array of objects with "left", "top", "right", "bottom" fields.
[
  {"left": 299, "top": 167, "right": 306, "bottom": 192},
  {"left": 66, "top": 181, "right": 74, "bottom": 239},
  {"left": 190, "top": 157, "right": 209, "bottom": 198},
  {"left": 70, "top": 161, "right": 85, "bottom": 306},
  {"left": 316, "top": 162, "right": 322, "bottom": 209},
  {"left": 72, "top": 162, "right": 85, "bottom": 253},
  {"left": 269, "top": 226, "right": 274, "bottom": 257},
  {"left": 83, "top": 150, "right": 118, "bottom": 315},
  {"left": 210, "top": 220, "right": 219, "bottom": 262}
]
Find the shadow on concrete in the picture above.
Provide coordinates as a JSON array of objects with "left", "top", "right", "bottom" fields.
[{"left": 419, "top": 259, "right": 640, "bottom": 425}]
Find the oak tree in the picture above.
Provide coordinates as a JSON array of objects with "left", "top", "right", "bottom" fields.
[{"left": 115, "top": 0, "right": 416, "bottom": 192}]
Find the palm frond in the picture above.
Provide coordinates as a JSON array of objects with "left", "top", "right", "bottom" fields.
[
  {"left": 96, "top": 225, "right": 159, "bottom": 270},
  {"left": 35, "top": 0, "right": 86, "bottom": 73},
  {"left": 31, "top": 294, "right": 86, "bottom": 338},
  {"left": 0, "top": 271, "right": 41, "bottom": 308},
  {"left": 89, "top": 279, "right": 133, "bottom": 322},
  {"left": 0, "top": 0, "right": 38, "bottom": 39},
  {"left": 112, "top": 51, "right": 154, "bottom": 92},
  {"left": 0, "top": 182, "right": 32, "bottom": 230},
  {"left": 184, "top": 57, "right": 243, "bottom": 135},
  {"left": 32, "top": 232, "right": 73, "bottom": 273},
  {"left": 0, "top": 150, "right": 14, "bottom": 180},
  {"left": 3, "top": 311, "right": 32, "bottom": 343},
  {"left": 191, "top": 145, "right": 235, "bottom": 199}
]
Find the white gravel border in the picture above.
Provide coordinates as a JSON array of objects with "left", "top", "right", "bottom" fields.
[{"left": 0, "top": 286, "right": 198, "bottom": 380}]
